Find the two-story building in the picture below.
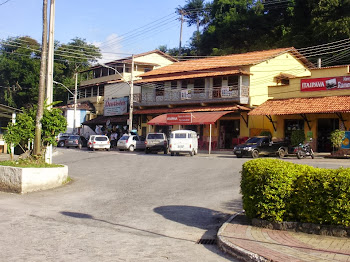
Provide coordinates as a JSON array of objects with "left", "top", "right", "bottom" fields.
[
  {"left": 69, "top": 50, "right": 177, "bottom": 134},
  {"left": 249, "top": 65, "right": 350, "bottom": 152},
  {"left": 134, "top": 47, "right": 313, "bottom": 150}
]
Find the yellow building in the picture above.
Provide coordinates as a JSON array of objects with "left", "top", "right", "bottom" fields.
[
  {"left": 134, "top": 48, "right": 313, "bottom": 150},
  {"left": 249, "top": 65, "right": 350, "bottom": 152}
]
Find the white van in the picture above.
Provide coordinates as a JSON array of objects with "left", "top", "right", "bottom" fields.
[{"left": 169, "top": 130, "right": 198, "bottom": 156}]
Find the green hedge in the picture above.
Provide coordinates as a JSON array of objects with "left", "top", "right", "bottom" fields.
[{"left": 241, "top": 159, "right": 350, "bottom": 226}]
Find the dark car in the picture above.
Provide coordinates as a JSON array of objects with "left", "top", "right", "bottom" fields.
[
  {"left": 233, "top": 136, "right": 289, "bottom": 158},
  {"left": 64, "top": 135, "right": 83, "bottom": 149},
  {"left": 145, "top": 133, "right": 168, "bottom": 154},
  {"left": 57, "top": 133, "right": 72, "bottom": 147}
]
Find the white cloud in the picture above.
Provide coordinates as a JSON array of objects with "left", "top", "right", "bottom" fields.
[{"left": 93, "top": 33, "right": 127, "bottom": 64}]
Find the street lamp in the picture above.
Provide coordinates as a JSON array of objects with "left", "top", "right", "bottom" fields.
[
  {"left": 53, "top": 79, "right": 77, "bottom": 133},
  {"left": 100, "top": 56, "right": 134, "bottom": 133}
]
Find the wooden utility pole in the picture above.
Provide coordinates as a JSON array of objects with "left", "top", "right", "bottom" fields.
[
  {"left": 33, "top": 0, "right": 48, "bottom": 156},
  {"left": 128, "top": 55, "right": 134, "bottom": 133}
]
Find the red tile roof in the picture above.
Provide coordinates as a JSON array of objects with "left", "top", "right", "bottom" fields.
[
  {"left": 140, "top": 47, "right": 313, "bottom": 79},
  {"left": 134, "top": 104, "right": 250, "bottom": 115},
  {"left": 135, "top": 68, "right": 251, "bottom": 83},
  {"left": 249, "top": 96, "right": 350, "bottom": 115}
]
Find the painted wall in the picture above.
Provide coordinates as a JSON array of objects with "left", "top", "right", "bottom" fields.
[
  {"left": 269, "top": 66, "right": 350, "bottom": 99},
  {"left": 249, "top": 53, "right": 311, "bottom": 106}
]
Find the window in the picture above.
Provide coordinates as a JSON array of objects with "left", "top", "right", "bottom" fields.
[
  {"left": 171, "top": 81, "right": 177, "bottom": 89},
  {"left": 213, "top": 77, "right": 222, "bottom": 87},
  {"left": 194, "top": 78, "right": 205, "bottom": 93},
  {"left": 156, "top": 82, "right": 165, "bottom": 96},
  {"left": 175, "top": 133, "right": 187, "bottom": 138},
  {"left": 181, "top": 80, "right": 188, "bottom": 89},
  {"left": 284, "top": 119, "right": 304, "bottom": 141},
  {"left": 102, "top": 67, "right": 109, "bottom": 77},
  {"left": 228, "top": 76, "right": 238, "bottom": 86},
  {"left": 144, "top": 67, "right": 152, "bottom": 73},
  {"left": 98, "top": 86, "right": 104, "bottom": 96},
  {"left": 93, "top": 86, "right": 98, "bottom": 96}
]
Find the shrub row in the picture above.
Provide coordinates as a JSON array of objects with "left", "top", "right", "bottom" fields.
[{"left": 241, "top": 159, "right": 350, "bottom": 226}]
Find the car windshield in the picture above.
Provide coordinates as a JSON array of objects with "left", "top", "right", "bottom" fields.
[
  {"left": 69, "top": 135, "right": 79, "bottom": 139},
  {"left": 245, "top": 137, "right": 263, "bottom": 144},
  {"left": 95, "top": 136, "right": 108, "bottom": 142},
  {"left": 147, "top": 134, "right": 163, "bottom": 139},
  {"left": 119, "top": 136, "right": 129, "bottom": 140},
  {"left": 174, "top": 133, "right": 187, "bottom": 139}
]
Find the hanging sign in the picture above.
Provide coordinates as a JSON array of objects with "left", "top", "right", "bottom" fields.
[
  {"left": 301, "top": 76, "right": 350, "bottom": 92},
  {"left": 166, "top": 113, "right": 192, "bottom": 125}
]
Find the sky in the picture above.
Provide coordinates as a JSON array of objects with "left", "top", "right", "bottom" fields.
[{"left": 0, "top": 0, "right": 197, "bottom": 61}]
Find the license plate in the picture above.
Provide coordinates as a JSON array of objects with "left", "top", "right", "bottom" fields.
[
  {"left": 236, "top": 150, "right": 241, "bottom": 154},
  {"left": 178, "top": 145, "right": 184, "bottom": 148}
]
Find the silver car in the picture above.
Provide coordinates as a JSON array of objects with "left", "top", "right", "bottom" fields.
[
  {"left": 117, "top": 134, "right": 146, "bottom": 152},
  {"left": 87, "top": 135, "right": 110, "bottom": 151}
]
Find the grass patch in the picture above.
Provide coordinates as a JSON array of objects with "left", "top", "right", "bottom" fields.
[{"left": 0, "top": 159, "right": 63, "bottom": 168}]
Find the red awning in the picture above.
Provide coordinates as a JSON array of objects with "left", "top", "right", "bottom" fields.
[{"left": 147, "top": 111, "right": 233, "bottom": 125}]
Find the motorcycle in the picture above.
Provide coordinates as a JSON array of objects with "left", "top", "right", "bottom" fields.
[{"left": 295, "top": 142, "right": 314, "bottom": 159}]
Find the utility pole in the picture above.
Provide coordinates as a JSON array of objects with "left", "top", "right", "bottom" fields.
[
  {"left": 178, "top": 9, "right": 184, "bottom": 57},
  {"left": 129, "top": 55, "right": 134, "bottom": 133},
  {"left": 45, "top": 0, "right": 55, "bottom": 164},
  {"left": 74, "top": 73, "right": 78, "bottom": 133}
]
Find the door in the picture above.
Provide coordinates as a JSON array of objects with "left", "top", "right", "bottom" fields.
[
  {"left": 220, "top": 120, "right": 240, "bottom": 149},
  {"left": 317, "top": 118, "right": 339, "bottom": 152}
]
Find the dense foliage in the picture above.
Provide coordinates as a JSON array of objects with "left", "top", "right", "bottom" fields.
[
  {"left": 4, "top": 105, "right": 67, "bottom": 154},
  {"left": 330, "top": 129, "right": 345, "bottom": 149},
  {"left": 241, "top": 159, "right": 350, "bottom": 226},
  {"left": 174, "top": 0, "right": 350, "bottom": 65},
  {"left": 0, "top": 36, "right": 101, "bottom": 108}
]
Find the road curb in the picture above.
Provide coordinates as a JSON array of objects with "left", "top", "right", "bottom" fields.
[{"left": 217, "top": 212, "right": 269, "bottom": 262}]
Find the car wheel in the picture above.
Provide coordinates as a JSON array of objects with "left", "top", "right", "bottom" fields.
[
  {"left": 92, "top": 148, "right": 95, "bottom": 151},
  {"left": 58, "top": 141, "right": 65, "bottom": 147},
  {"left": 106, "top": 148, "right": 110, "bottom": 151},
  {"left": 119, "top": 149, "right": 124, "bottom": 151},
  {"left": 66, "top": 146, "right": 69, "bottom": 149},
  {"left": 171, "top": 152, "right": 174, "bottom": 156},
  {"left": 194, "top": 149, "right": 198, "bottom": 155},
  {"left": 163, "top": 147, "right": 168, "bottom": 154},
  {"left": 189, "top": 149, "right": 194, "bottom": 156},
  {"left": 252, "top": 150, "right": 259, "bottom": 158},
  {"left": 296, "top": 151, "right": 303, "bottom": 159},
  {"left": 145, "top": 148, "right": 150, "bottom": 154},
  {"left": 129, "top": 145, "right": 135, "bottom": 152},
  {"left": 278, "top": 148, "right": 286, "bottom": 158},
  {"left": 236, "top": 154, "right": 243, "bottom": 158}
]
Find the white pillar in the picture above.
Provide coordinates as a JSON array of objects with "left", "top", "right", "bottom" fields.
[{"left": 209, "top": 124, "right": 212, "bottom": 155}]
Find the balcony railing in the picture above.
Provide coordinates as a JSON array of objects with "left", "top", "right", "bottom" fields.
[{"left": 137, "top": 85, "right": 249, "bottom": 105}]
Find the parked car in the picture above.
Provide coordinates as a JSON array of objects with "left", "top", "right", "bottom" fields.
[
  {"left": 145, "top": 133, "right": 168, "bottom": 154},
  {"left": 169, "top": 130, "right": 198, "bottom": 156},
  {"left": 233, "top": 136, "right": 289, "bottom": 158},
  {"left": 56, "top": 133, "right": 72, "bottom": 147},
  {"left": 87, "top": 135, "right": 110, "bottom": 151},
  {"left": 117, "top": 134, "right": 145, "bottom": 152},
  {"left": 65, "top": 135, "right": 83, "bottom": 149}
]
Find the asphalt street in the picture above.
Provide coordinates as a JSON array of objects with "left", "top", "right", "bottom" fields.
[{"left": 1, "top": 149, "right": 349, "bottom": 262}]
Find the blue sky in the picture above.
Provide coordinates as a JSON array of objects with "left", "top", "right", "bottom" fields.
[{"left": 0, "top": 0, "right": 197, "bottom": 60}]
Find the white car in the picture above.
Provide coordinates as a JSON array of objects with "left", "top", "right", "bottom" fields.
[
  {"left": 87, "top": 135, "right": 110, "bottom": 151},
  {"left": 117, "top": 134, "right": 145, "bottom": 152},
  {"left": 169, "top": 130, "right": 198, "bottom": 156}
]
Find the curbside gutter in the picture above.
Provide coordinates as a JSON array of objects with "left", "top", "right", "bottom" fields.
[{"left": 217, "top": 212, "right": 269, "bottom": 262}]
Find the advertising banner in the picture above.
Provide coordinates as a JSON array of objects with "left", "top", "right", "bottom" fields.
[
  {"left": 301, "top": 76, "right": 350, "bottom": 92},
  {"left": 166, "top": 113, "right": 192, "bottom": 125},
  {"left": 181, "top": 89, "right": 192, "bottom": 100},
  {"left": 104, "top": 97, "right": 128, "bottom": 116},
  {"left": 341, "top": 131, "right": 350, "bottom": 149}
]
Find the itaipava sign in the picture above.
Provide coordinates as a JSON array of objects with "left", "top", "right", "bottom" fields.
[{"left": 301, "top": 76, "right": 350, "bottom": 92}]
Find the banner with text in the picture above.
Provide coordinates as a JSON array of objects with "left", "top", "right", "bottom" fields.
[
  {"left": 104, "top": 97, "right": 128, "bottom": 116},
  {"left": 166, "top": 113, "right": 192, "bottom": 125},
  {"left": 301, "top": 76, "right": 350, "bottom": 92}
]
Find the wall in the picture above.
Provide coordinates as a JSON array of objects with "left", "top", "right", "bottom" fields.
[{"left": 249, "top": 53, "right": 311, "bottom": 106}]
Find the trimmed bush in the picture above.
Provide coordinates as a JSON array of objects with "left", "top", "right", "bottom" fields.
[{"left": 241, "top": 159, "right": 350, "bottom": 226}]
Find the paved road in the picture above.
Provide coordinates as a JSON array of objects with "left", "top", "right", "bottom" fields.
[
  {"left": 1, "top": 149, "right": 349, "bottom": 262},
  {"left": 0, "top": 149, "right": 242, "bottom": 262}
]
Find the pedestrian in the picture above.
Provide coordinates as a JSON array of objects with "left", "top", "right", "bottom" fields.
[{"left": 110, "top": 131, "right": 118, "bottom": 149}]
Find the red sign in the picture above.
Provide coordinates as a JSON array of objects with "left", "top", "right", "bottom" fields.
[
  {"left": 301, "top": 76, "right": 350, "bottom": 92},
  {"left": 166, "top": 113, "right": 192, "bottom": 125}
]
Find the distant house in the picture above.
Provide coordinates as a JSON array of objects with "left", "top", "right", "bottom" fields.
[
  {"left": 133, "top": 48, "right": 313, "bottom": 149},
  {"left": 68, "top": 50, "right": 177, "bottom": 134}
]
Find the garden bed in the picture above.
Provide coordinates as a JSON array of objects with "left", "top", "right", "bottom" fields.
[{"left": 0, "top": 165, "right": 69, "bottom": 194}]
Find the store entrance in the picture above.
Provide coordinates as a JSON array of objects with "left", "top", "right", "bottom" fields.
[
  {"left": 317, "top": 118, "right": 339, "bottom": 152},
  {"left": 219, "top": 120, "right": 240, "bottom": 149}
]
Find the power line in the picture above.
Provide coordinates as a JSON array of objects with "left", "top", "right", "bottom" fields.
[{"left": 0, "top": 0, "right": 11, "bottom": 6}]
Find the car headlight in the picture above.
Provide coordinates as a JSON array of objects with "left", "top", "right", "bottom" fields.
[{"left": 244, "top": 146, "right": 253, "bottom": 151}]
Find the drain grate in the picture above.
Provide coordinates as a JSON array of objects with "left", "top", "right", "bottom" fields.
[{"left": 196, "top": 238, "right": 217, "bottom": 245}]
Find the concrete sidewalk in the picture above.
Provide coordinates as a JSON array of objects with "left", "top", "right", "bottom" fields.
[{"left": 218, "top": 213, "right": 350, "bottom": 262}]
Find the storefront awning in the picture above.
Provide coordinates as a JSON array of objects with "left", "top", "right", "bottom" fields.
[
  {"left": 249, "top": 96, "right": 350, "bottom": 116},
  {"left": 82, "top": 115, "right": 128, "bottom": 126},
  {"left": 147, "top": 111, "right": 233, "bottom": 125}
]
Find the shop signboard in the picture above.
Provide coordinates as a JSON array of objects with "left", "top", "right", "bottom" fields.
[
  {"left": 301, "top": 76, "right": 350, "bottom": 92},
  {"left": 221, "top": 87, "right": 233, "bottom": 97},
  {"left": 341, "top": 131, "right": 350, "bottom": 149},
  {"left": 181, "top": 89, "right": 191, "bottom": 100},
  {"left": 104, "top": 97, "right": 128, "bottom": 116},
  {"left": 166, "top": 113, "right": 192, "bottom": 125}
]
